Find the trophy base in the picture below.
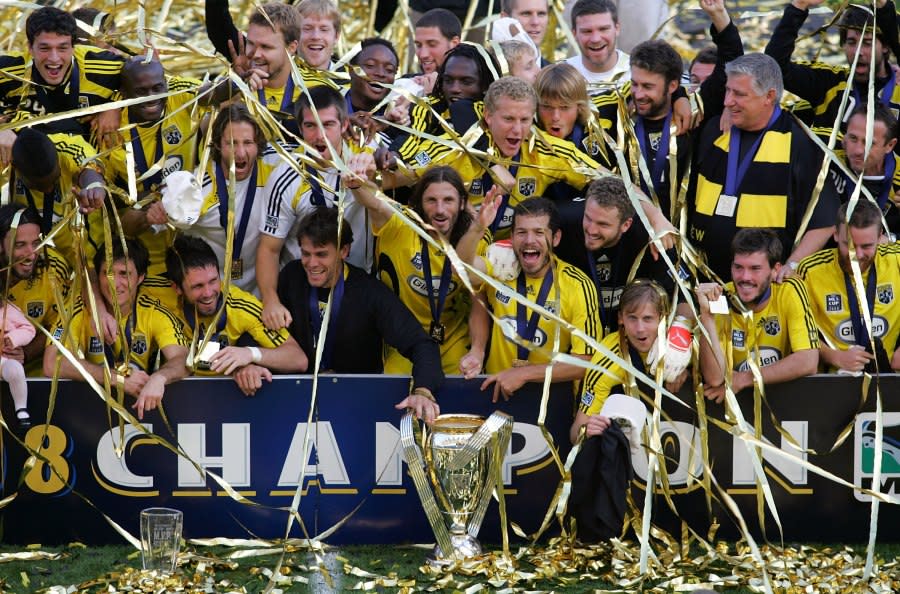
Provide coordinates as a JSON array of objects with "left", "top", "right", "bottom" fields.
[{"left": 428, "top": 534, "right": 482, "bottom": 565}]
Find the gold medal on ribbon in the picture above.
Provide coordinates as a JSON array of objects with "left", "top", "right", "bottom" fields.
[
  {"left": 231, "top": 258, "right": 243, "bottom": 280},
  {"left": 429, "top": 321, "right": 445, "bottom": 344}
]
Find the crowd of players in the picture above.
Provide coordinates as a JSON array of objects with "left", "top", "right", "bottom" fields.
[{"left": 0, "top": 0, "right": 898, "bottom": 449}]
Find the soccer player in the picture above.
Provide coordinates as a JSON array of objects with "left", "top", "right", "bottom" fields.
[
  {"left": 695, "top": 229, "right": 819, "bottom": 403},
  {"left": 797, "top": 200, "right": 900, "bottom": 373},
  {"left": 0, "top": 6, "right": 124, "bottom": 156},
  {"left": 9, "top": 128, "right": 106, "bottom": 262},
  {"left": 413, "top": 9, "right": 461, "bottom": 77},
  {"left": 686, "top": 53, "right": 840, "bottom": 281},
  {"left": 296, "top": 0, "right": 341, "bottom": 71},
  {"left": 346, "top": 161, "right": 492, "bottom": 374},
  {"left": 256, "top": 86, "right": 374, "bottom": 329},
  {"left": 43, "top": 239, "right": 190, "bottom": 420},
  {"left": 501, "top": 0, "right": 550, "bottom": 66},
  {"left": 467, "top": 197, "right": 601, "bottom": 402},
  {"left": 765, "top": 0, "right": 899, "bottom": 140},
  {"left": 181, "top": 104, "right": 280, "bottom": 297},
  {"left": 166, "top": 235, "right": 307, "bottom": 395},
  {"left": 0, "top": 205, "right": 72, "bottom": 375},
  {"left": 277, "top": 207, "right": 443, "bottom": 423},
  {"left": 563, "top": 0, "right": 629, "bottom": 90}
]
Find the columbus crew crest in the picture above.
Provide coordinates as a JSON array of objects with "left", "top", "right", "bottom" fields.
[
  {"left": 877, "top": 284, "right": 894, "bottom": 305},
  {"left": 163, "top": 125, "right": 182, "bottom": 145},
  {"left": 26, "top": 302, "right": 43, "bottom": 318},
  {"left": 518, "top": 177, "right": 536, "bottom": 196},
  {"left": 763, "top": 317, "right": 781, "bottom": 336},
  {"left": 132, "top": 335, "right": 148, "bottom": 355}
]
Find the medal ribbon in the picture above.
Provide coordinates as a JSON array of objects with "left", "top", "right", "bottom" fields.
[
  {"left": 845, "top": 152, "right": 896, "bottom": 209},
  {"left": 35, "top": 58, "right": 80, "bottom": 108},
  {"left": 19, "top": 174, "right": 58, "bottom": 235},
  {"left": 844, "top": 265, "right": 877, "bottom": 347},
  {"left": 586, "top": 246, "right": 622, "bottom": 333},
  {"left": 130, "top": 124, "right": 164, "bottom": 189},
  {"left": 215, "top": 161, "right": 258, "bottom": 258},
  {"left": 182, "top": 294, "right": 228, "bottom": 339},
  {"left": 104, "top": 301, "right": 138, "bottom": 368},
  {"left": 257, "top": 74, "right": 295, "bottom": 113},
  {"left": 515, "top": 268, "right": 553, "bottom": 361},
  {"left": 634, "top": 111, "right": 672, "bottom": 197},
  {"left": 420, "top": 238, "right": 453, "bottom": 329},
  {"left": 307, "top": 164, "right": 340, "bottom": 207},
  {"left": 724, "top": 106, "right": 782, "bottom": 197},
  {"left": 852, "top": 68, "right": 896, "bottom": 110},
  {"left": 309, "top": 268, "right": 345, "bottom": 370}
]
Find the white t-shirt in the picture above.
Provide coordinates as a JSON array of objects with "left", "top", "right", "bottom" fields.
[{"left": 564, "top": 50, "right": 630, "bottom": 93}]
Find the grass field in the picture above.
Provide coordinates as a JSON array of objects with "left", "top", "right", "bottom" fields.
[{"left": 0, "top": 541, "right": 897, "bottom": 593}]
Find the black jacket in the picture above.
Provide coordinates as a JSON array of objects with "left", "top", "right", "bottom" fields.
[{"left": 278, "top": 261, "right": 444, "bottom": 393}]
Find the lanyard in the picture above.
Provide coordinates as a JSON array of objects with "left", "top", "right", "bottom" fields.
[
  {"left": 104, "top": 301, "right": 138, "bottom": 368},
  {"left": 634, "top": 111, "right": 672, "bottom": 197},
  {"left": 724, "top": 106, "right": 782, "bottom": 197},
  {"left": 309, "top": 268, "right": 345, "bottom": 370},
  {"left": 844, "top": 265, "right": 877, "bottom": 347},
  {"left": 853, "top": 68, "right": 896, "bottom": 110},
  {"left": 130, "top": 124, "right": 164, "bottom": 189},
  {"left": 257, "top": 75, "right": 295, "bottom": 113},
  {"left": 345, "top": 92, "right": 355, "bottom": 115},
  {"left": 182, "top": 294, "right": 227, "bottom": 339},
  {"left": 215, "top": 161, "right": 258, "bottom": 258},
  {"left": 569, "top": 122, "right": 585, "bottom": 151},
  {"left": 307, "top": 164, "right": 339, "bottom": 206},
  {"left": 19, "top": 175, "right": 58, "bottom": 235},
  {"left": 586, "top": 247, "right": 621, "bottom": 332},
  {"left": 515, "top": 268, "right": 553, "bottom": 361},
  {"left": 481, "top": 151, "right": 520, "bottom": 233},
  {"left": 420, "top": 238, "right": 452, "bottom": 326}
]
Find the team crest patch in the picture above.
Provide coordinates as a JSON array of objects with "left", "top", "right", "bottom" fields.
[
  {"left": 763, "top": 317, "right": 781, "bottom": 336},
  {"left": 78, "top": 95, "right": 89, "bottom": 109},
  {"left": 495, "top": 289, "right": 510, "bottom": 304},
  {"left": 163, "top": 125, "right": 182, "bottom": 145},
  {"left": 469, "top": 179, "right": 483, "bottom": 195},
  {"left": 826, "top": 294, "right": 843, "bottom": 313},
  {"left": 596, "top": 261, "right": 612, "bottom": 282},
  {"left": 265, "top": 214, "right": 279, "bottom": 230},
  {"left": 132, "top": 335, "right": 148, "bottom": 356},
  {"left": 14, "top": 179, "right": 25, "bottom": 194},
  {"left": 877, "top": 284, "right": 894, "bottom": 305},
  {"left": 414, "top": 151, "right": 431, "bottom": 167},
  {"left": 410, "top": 253, "right": 423, "bottom": 270},
  {"left": 543, "top": 300, "right": 558, "bottom": 315},
  {"left": 26, "top": 301, "right": 43, "bottom": 318},
  {"left": 52, "top": 327, "right": 63, "bottom": 340},
  {"left": 518, "top": 177, "right": 537, "bottom": 196},
  {"left": 732, "top": 329, "right": 745, "bottom": 349}
]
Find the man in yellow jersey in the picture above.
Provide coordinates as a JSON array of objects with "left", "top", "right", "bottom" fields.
[
  {"left": 342, "top": 159, "right": 492, "bottom": 375},
  {"left": 0, "top": 6, "right": 124, "bottom": 157},
  {"left": 467, "top": 197, "right": 601, "bottom": 402},
  {"left": 166, "top": 235, "right": 307, "bottom": 396},
  {"left": 0, "top": 206, "right": 72, "bottom": 375},
  {"left": 43, "top": 239, "right": 190, "bottom": 420},
  {"left": 696, "top": 228, "right": 819, "bottom": 403},
  {"left": 179, "top": 104, "right": 279, "bottom": 297},
  {"left": 257, "top": 86, "right": 373, "bottom": 329},
  {"left": 108, "top": 58, "right": 205, "bottom": 300},
  {"left": 10, "top": 128, "right": 106, "bottom": 262},
  {"left": 798, "top": 200, "right": 900, "bottom": 373}
]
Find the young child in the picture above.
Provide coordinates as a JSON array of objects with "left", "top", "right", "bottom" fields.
[
  {"left": 570, "top": 280, "right": 667, "bottom": 445},
  {"left": 500, "top": 40, "right": 540, "bottom": 83},
  {"left": 0, "top": 274, "right": 35, "bottom": 428}
]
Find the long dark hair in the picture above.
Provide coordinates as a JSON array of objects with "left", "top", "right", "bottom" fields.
[{"left": 409, "top": 166, "right": 473, "bottom": 246}]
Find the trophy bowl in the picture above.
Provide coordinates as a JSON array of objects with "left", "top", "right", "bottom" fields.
[{"left": 425, "top": 414, "right": 491, "bottom": 559}]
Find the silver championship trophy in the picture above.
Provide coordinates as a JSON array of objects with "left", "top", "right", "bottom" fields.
[{"left": 400, "top": 411, "right": 513, "bottom": 562}]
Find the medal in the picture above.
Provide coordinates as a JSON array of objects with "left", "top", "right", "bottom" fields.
[
  {"left": 512, "top": 358, "right": 529, "bottom": 367},
  {"left": 231, "top": 258, "right": 243, "bottom": 280},
  {"left": 429, "top": 321, "right": 445, "bottom": 344}
]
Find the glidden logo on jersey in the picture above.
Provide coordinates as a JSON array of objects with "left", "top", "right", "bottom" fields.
[
  {"left": 737, "top": 347, "right": 781, "bottom": 371},
  {"left": 407, "top": 275, "right": 457, "bottom": 298},
  {"left": 499, "top": 317, "right": 548, "bottom": 347},
  {"left": 836, "top": 316, "right": 888, "bottom": 343}
]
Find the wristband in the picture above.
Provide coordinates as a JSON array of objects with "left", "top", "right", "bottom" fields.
[
  {"left": 412, "top": 387, "right": 436, "bottom": 402},
  {"left": 247, "top": 346, "right": 262, "bottom": 363}
]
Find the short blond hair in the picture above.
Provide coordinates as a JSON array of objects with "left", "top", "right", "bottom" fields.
[
  {"left": 499, "top": 40, "right": 535, "bottom": 66},
  {"left": 484, "top": 76, "right": 537, "bottom": 112},
  {"left": 296, "top": 0, "right": 340, "bottom": 35},
  {"left": 533, "top": 63, "right": 590, "bottom": 127}
]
